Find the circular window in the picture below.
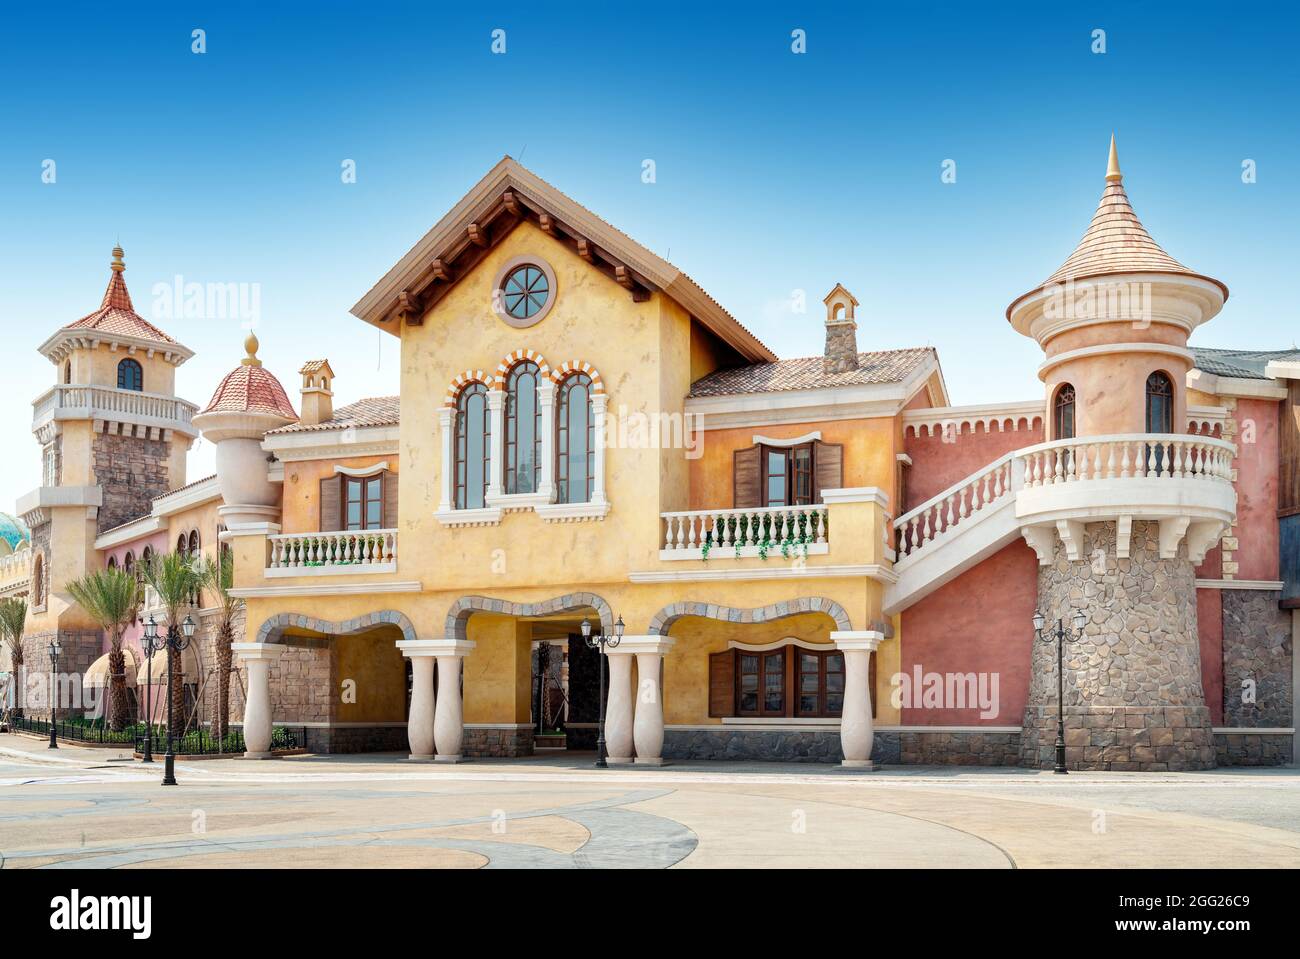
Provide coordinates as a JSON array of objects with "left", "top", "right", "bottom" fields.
[{"left": 494, "top": 256, "right": 557, "bottom": 328}]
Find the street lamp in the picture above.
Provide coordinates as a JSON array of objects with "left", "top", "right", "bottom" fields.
[
  {"left": 141, "top": 615, "right": 163, "bottom": 763},
  {"left": 161, "top": 615, "right": 197, "bottom": 786},
  {"left": 583, "top": 614, "right": 624, "bottom": 768},
  {"left": 1033, "top": 608, "right": 1088, "bottom": 774},
  {"left": 46, "top": 638, "right": 62, "bottom": 749}
]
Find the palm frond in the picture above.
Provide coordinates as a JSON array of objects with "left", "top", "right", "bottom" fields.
[
  {"left": 65, "top": 567, "right": 140, "bottom": 633},
  {"left": 141, "top": 550, "right": 201, "bottom": 621},
  {"left": 198, "top": 549, "right": 242, "bottom": 624},
  {"left": 0, "top": 596, "right": 27, "bottom": 648}
]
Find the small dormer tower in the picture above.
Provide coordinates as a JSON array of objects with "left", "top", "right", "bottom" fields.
[
  {"left": 822, "top": 283, "right": 860, "bottom": 375},
  {"left": 298, "top": 359, "right": 335, "bottom": 427}
]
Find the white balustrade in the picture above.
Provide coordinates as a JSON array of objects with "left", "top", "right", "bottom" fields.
[
  {"left": 893, "top": 455, "right": 1015, "bottom": 559},
  {"left": 660, "top": 504, "right": 829, "bottom": 556},
  {"left": 32, "top": 385, "right": 198, "bottom": 431},
  {"left": 267, "top": 529, "right": 398, "bottom": 572}
]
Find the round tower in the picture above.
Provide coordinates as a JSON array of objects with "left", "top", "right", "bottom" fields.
[{"left": 192, "top": 333, "right": 298, "bottom": 529}]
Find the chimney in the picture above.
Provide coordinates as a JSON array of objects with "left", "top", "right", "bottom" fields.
[
  {"left": 822, "top": 284, "right": 860, "bottom": 375},
  {"left": 298, "top": 359, "right": 335, "bottom": 426}
]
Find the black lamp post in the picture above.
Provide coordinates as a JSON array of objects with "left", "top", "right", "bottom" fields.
[
  {"left": 161, "top": 614, "right": 196, "bottom": 786},
  {"left": 1032, "top": 608, "right": 1088, "bottom": 774},
  {"left": 141, "top": 615, "right": 162, "bottom": 763},
  {"left": 582, "top": 614, "right": 624, "bottom": 768},
  {"left": 47, "top": 638, "right": 62, "bottom": 749}
]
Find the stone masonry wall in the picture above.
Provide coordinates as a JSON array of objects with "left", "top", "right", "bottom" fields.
[
  {"left": 464, "top": 726, "right": 535, "bottom": 757},
  {"left": 1220, "top": 588, "right": 1293, "bottom": 728},
  {"left": 92, "top": 429, "right": 172, "bottom": 534}
]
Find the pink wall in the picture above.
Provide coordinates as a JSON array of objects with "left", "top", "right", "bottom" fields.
[
  {"left": 1231, "top": 397, "right": 1280, "bottom": 582},
  {"left": 1196, "top": 587, "right": 1224, "bottom": 725},
  {"left": 899, "top": 540, "right": 1040, "bottom": 725},
  {"left": 903, "top": 419, "right": 1044, "bottom": 511},
  {"left": 99, "top": 530, "right": 169, "bottom": 659}
]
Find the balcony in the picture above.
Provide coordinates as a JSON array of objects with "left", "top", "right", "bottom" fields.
[
  {"left": 265, "top": 529, "right": 399, "bottom": 578},
  {"left": 660, "top": 504, "right": 830, "bottom": 561},
  {"left": 32, "top": 385, "right": 200, "bottom": 441},
  {"left": 886, "top": 433, "right": 1237, "bottom": 613}
]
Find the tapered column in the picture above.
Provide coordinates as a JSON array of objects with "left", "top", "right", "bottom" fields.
[
  {"left": 831, "top": 631, "right": 883, "bottom": 769},
  {"left": 232, "top": 643, "right": 286, "bottom": 759},
  {"left": 486, "top": 390, "right": 505, "bottom": 500},
  {"left": 536, "top": 379, "right": 557, "bottom": 501},
  {"left": 430, "top": 639, "right": 476, "bottom": 762},
  {"left": 396, "top": 640, "right": 439, "bottom": 761},
  {"left": 617, "top": 636, "right": 674, "bottom": 765},
  {"left": 603, "top": 650, "right": 634, "bottom": 763}
]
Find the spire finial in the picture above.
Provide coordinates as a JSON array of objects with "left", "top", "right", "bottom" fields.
[
  {"left": 1106, "top": 134, "right": 1122, "bottom": 183},
  {"left": 241, "top": 330, "right": 262, "bottom": 367},
  {"left": 110, "top": 244, "right": 125, "bottom": 273}
]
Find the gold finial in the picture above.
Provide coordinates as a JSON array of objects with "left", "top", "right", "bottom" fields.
[
  {"left": 241, "top": 331, "right": 262, "bottom": 367},
  {"left": 1106, "top": 134, "right": 1122, "bottom": 183},
  {"left": 110, "top": 245, "right": 125, "bottom": 273}
]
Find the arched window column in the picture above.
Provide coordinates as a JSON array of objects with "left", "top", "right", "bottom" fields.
[
  {"left": 436, "top": 383, "right": 503, "bottom": 528},
  {"left": 535, "top": 389, "right": 609, "bottom": 522}
]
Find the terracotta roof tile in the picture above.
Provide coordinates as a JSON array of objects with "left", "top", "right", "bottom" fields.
[
  {"left": 266, "top": 395, "right": 400, "bottom": 434},
  {"left": 202, "top": 364, "right": 298, "bottom": 419},
  {"left": 689, "top": 347, "right": 935, "bottom": 397},
  {"left": 63, "top": 254, "right": 179, "bottom": 346}
]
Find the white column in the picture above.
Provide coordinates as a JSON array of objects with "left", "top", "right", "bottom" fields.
[
  {"left": 396, "top": 640, "right": 439, "bottom": 761},
  {"left": 831, "top": 631, "right": 884, "bottom": 769},
  {"left": 619, "top": 636, "right": 674, "bottom": 765},
  {"left": 590, "top": 392, "right": 609, "bottom": 506},
  {"left": 604, "top": 649, "right": 634, "bottom": 763},
  {"left": 430, "top": 638, "right": 476, "bottom": 762},
  {"left": 232, "top": 643, "right": 286, "bottom": 759},
  {"left": 536, "top": 379, "right": 557, "bottom": 501},
  {"left": 486, "top": 390, "right": 505, "bottom": 500},
  {"left": 437, "top": 407, "right": 454, "bottom": 512}
]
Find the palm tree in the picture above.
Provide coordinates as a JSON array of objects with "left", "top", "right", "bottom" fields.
[
  {"left": 198, "top": 549, "right": 242, "bottom": 738},
  {"left": 65, "top": 568, "right": 140, "bottom": 731},
  {"left": 141, "top": 550, "right": 201, "bottom": 731},
  {"left": 0, "top": 597, "right": 27, "bottom": 719}
]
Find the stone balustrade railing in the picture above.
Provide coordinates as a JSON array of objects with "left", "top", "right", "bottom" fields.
[
  {"left": 894, "top": 455, "right": 1015, "bottom": 558},
  {"left": 32, "top": 385, "right": 199, "bottom": 433},
  {"left": 267, "top": 529, "right": 398, "bottom": 573},
  {"left": 661, "top": 504, "right": 829, "bottom": 558}
]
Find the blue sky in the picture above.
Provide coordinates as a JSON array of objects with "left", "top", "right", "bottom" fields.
[{"left": 1, "top": 1, "right": 1297, "bottom": 509}]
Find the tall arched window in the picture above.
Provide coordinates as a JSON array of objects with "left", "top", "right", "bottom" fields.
[
  {"left": 188, "top": 530, "right": 200, "bottom": 555},
  {"left": 1145, "top": 371, "right": 1173, "bottom": 433},
  {"left": 123, "top": 551, "right": 134, "bottom": 576},
  {"left": 32, "top": 555, "right": 44, "bottom": 608},
  {"left": 117, "top": 358, "right": 143, "bottom": 392},
  {"left": 454, "top": 383, "right": 491, "bottom": 510},
  {"left": 177, "top": 534, "right": 189, "bottom": 557},
  {"left": 63, "top": 361, "right": 72, "bottom": 384},
  {"left": 1053, "top": 383, "right": 1076, "bottom": 440},
  {"left": 504, "top": 361, "right": 541, "bottom": 495},
  {"left": 556, "top": 374, "right": 594, "bottom": 505},
  {"left": 107, "top": 555, "right": 118, "bottom": 571}
]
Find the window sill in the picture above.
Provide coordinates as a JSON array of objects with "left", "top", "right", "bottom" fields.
[
  {"left": 434, "top": 507, "right": 503, "bottom": 528},
  {"left": 485, "top": 490, "right": 553, "bottom": 512},
  {"left": 534, "top": 501, "right": 610, "bottom": 523}
]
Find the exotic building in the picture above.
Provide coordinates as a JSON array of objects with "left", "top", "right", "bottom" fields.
[{"left": 1, "top": 139, "right": 1297, "bottom": 769}]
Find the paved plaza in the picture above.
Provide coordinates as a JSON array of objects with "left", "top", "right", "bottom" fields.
[{"left": 1, "top": 734, "right": 1297, "bottom": 869}]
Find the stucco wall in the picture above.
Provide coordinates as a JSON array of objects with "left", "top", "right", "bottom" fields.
[{"left": 902, "top": 420, "right": 1043, "bottom": 511}]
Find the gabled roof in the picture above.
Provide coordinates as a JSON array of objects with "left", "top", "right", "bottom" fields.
[
  {"left": 39, "top": 247, "right": 193, "bottom": 365},
  {"left": 689, "top": 347, "right": 936, "bottom": 397},
  {"left": 266, "top": 396, "right": 400, "bottom": 435},
  {"left": 351, "top": 157, "right": 776, "bottom": 363}
]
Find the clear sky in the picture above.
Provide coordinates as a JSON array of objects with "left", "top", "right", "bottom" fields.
[{"left": 2, "top": 1, "right": 1297, "bottom": 512}]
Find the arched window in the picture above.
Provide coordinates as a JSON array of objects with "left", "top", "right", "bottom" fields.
[
  {"left": 123, "top": 551, "right": 134, "bottom": 575},
  {"left": 1145, "top": 371, "right": 1173, "bottom": 433},
  {"left": 177, "top": 534, "right": 189, "bottom": 557},
  {"left": 504, "top": 361, "right": 541, "bottom": 495},
  {"left": 117, "top": 358, "right": 143, "bottom": 392},
  {"left": 32, "top": 555, "right": 44, "bottom": 608},
  {"left": 188, "top": 530, "right": 200, "bottom": 555},
  {"left": 454, "top": 383, "right": 491, "bottom": 510},
  {"left": 556, "top": 373, "right": 594, "bottom": 505},
  {"left": 1053, "top": 383, "right": 1076, "bottom": 440},
  {"left": 107, "top": 555, "right": 118, "bottom": 571},
  {"left": 63, "top": 361, "right": 72, "bottom": 384}
]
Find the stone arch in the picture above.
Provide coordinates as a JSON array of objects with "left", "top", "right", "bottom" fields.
[
  {"left": 443, "top": 369, "right": 492, "bottom": 408},
  {"left": 493, "top": 348, "right": 551, "bottom": 389},
  {"left": 254, "top": 609, "right": 418, "bottom": 645},
  {"left": 647, "top": 597, "right": 853, "bottom": 636},
  {"left": 549, "top": 360, "right": 605, "bottom": 394},
  {"left": 444, "top": 592, "right": 613, "bottom": 641}
]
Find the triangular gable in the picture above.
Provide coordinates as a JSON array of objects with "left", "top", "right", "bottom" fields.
[{"left": 350, "top": 157, "right": 776, "bottom": 363}]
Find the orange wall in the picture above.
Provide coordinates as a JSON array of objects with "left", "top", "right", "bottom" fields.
[{"left": 279, "top": 455, "right": 398, "bottom": 534}]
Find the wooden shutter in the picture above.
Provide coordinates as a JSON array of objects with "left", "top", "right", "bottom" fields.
[
  {"left": 708, "top": 649, "right": 736, "bottom": 717},
  {"left": 733, "top": 446, "right": 762, "bottom": 508},
  {"left": 813, "top": 440, "right": 843, "bottom": 501},
  {"left": 383, "top": 471, "right": 399, "bottom": 528},
  {"left": 319, "top": 476, "right": 342, "bottom": 531}
]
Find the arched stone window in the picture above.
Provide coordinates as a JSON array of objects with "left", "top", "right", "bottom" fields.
[
  {"left": 188, "top": 530, "right": 200, "bottom": 555},
  {"left": 556, "top": 373, "right": 594, "bottom": 505},
  {"left": 32, "top": 554, "right": 44, "bottom": 609},
  {"left": 1145, "top": 371, "right": 1173, "bottom": 434},
  {"left": 107, "top": 555, "right": 118, "bottom": 571},
  {"left": 117, "top": 358, "right": 143, "bottom": 392},
  {"left": 1053, "top": 383, "right": 1076, "bottom": 440},
  {"left": 454, "top": 382, "right": 490, "bottom": 510},
  {"left": 504, "top": 361, "right": 541, "bottom": 495},
  {"left": 123, "top": 551, "right": 134, "bottom": 576}
]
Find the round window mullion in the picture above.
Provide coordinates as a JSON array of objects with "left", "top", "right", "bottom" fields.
[{"left": 494, "top": 257, "right": 557, "bottom": 328}]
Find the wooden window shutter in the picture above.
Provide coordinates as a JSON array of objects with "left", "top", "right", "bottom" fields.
[
  {"left": 383, "top": 471, "right": 399, "bottom": 528},
  {"left": 708, "top": 650, "right": 736, "bottom": 717},
  {"left": 733, "top": 445, "right": 762, "bottom": 508},
  {"left": 813, "top": 440, "right": 843, "bottom": 501},
  {"left": 319, "top": 476, "right": 342, "bottom": 532}
]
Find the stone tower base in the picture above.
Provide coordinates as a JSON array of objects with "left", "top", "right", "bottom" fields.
[{"left": 1020, "top": 704, "right": 1216, "bottom": 771}]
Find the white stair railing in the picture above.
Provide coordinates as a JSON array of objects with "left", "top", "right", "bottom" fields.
[{"left": 894, "top": 454, "right": 1016, "bottom": 559}]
